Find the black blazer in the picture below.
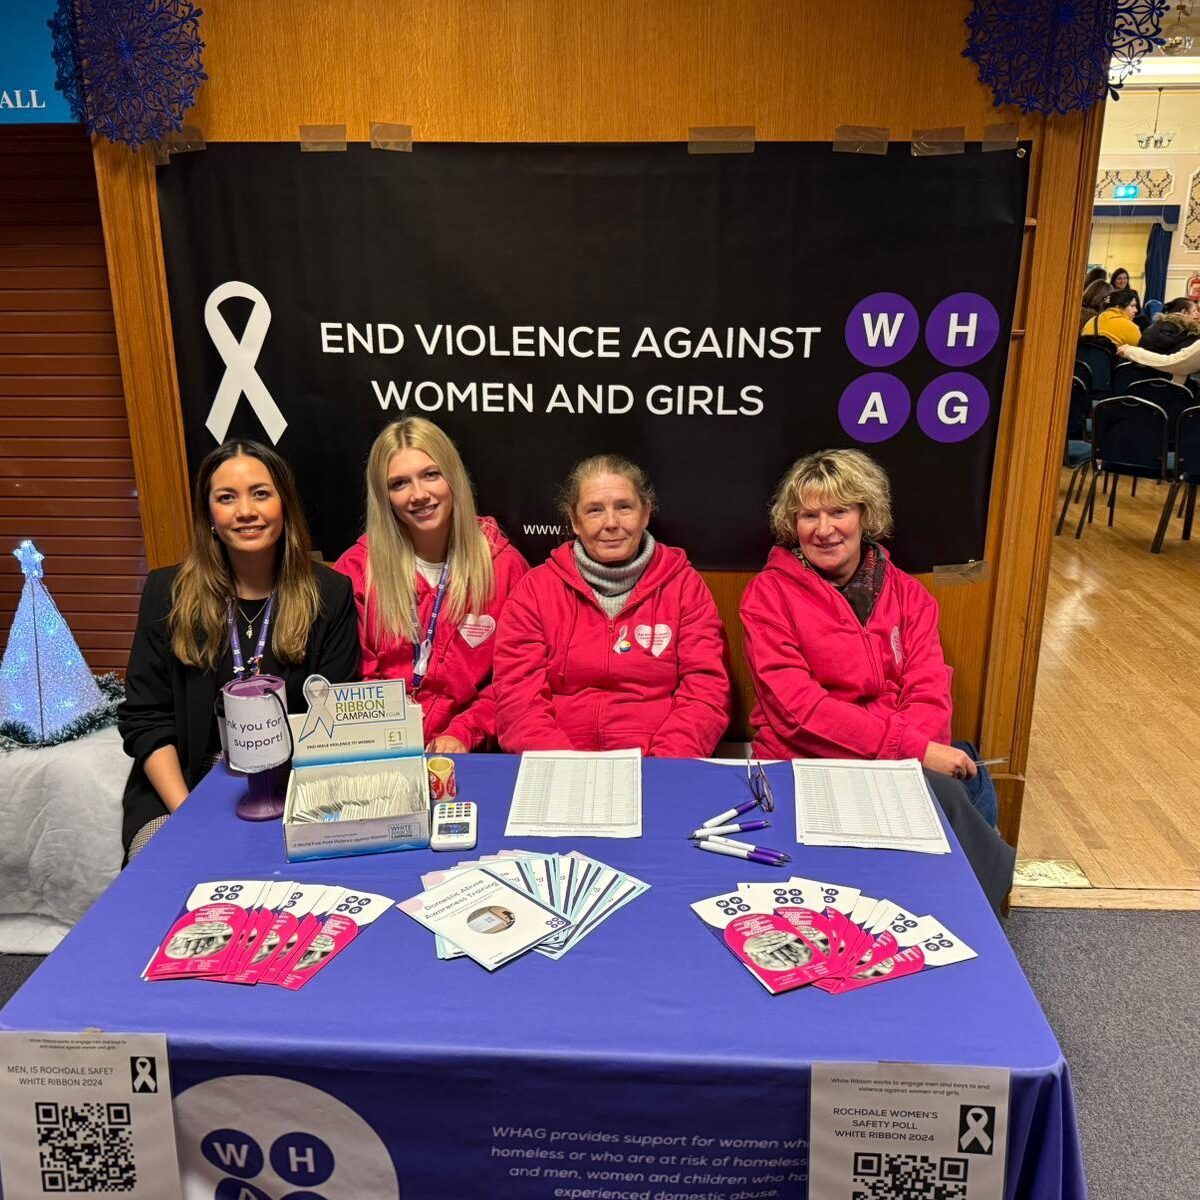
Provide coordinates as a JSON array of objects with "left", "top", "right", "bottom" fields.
[{"left": 118, "top": 562, "right": 361, "bottom": 850}]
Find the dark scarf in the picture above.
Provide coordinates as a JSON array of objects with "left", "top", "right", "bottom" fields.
[{"left": 796, "top": 538, "right": 885, "bottom": 626}]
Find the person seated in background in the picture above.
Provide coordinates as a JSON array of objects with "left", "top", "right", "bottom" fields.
[
  {"left": 1118, "top": 299, "right": 1200, "bottom": 383},
  {"left": 1164, "top": 296, "right": 1198, "bottom": 317},
  {"left": 739, "top": 449, "right": 1013, "bottom": 909},
  {"left": 1134, "top": 297, "right": 1200, "bottom": 363},
  {"left": 1079, "top": 280, "right": 1113, "bottom": 330},
  {"left": 118, "top": 440, "right": 360, "bottom": 860},
  {"left": 1082, "top": 287, "right": 1141, "bottom": 347},
  {"left": 335, "top": 418, "right": 528, "bottom": 753},
  {"left": 1083, "top": 265, "right": 1108, "bottom": 289},
  {"left": 1108, "top": 266, "right": 1138, "bottom": 307},
  {"left": 494, "top": 454, "right": 731, "bottom": 757}
]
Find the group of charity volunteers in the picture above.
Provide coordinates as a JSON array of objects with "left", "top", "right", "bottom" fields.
[{"left": 118, "top": 417, "right": 1014, "bottom": 905}]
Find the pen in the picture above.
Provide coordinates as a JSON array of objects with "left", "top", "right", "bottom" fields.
[
  {"left": 700, "top": 797, "right": 763, "bottom": 828},
  {"left": 689, "top": 819, "right": 771, "bottom": 839},
  {"left": 703, "top": 835, "right": 791, "bottom": 861},
  {"left": 694, "top": 841, "right": 789, "bottom": 867},
  {"left": 973, "top": 757, "right": 1007, "bottom": 767}
]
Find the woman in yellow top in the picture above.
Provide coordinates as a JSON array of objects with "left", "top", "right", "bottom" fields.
[{"left": 1082, "top": 288, "right": 1141, "bottom": 348}]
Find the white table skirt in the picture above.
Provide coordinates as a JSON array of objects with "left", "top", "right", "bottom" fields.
[{"left": 0, "top": 726, "right": 129, "bottom": 954}]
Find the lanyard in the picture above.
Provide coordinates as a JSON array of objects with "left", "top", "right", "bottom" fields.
[
  {"left": 227, "top": 593, "right": 275, "bottom": 678},
  {"left": 412, "top": 559, "right": 451, "bottom": 690}
]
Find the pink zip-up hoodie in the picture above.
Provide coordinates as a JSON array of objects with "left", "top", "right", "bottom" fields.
[
  {"left": 740, "top": 545, "right": 953, "bottom": 761},
  {"left": 334, "top": 516, "right": 529, "bottom": 749},
  {"left": 494, "top": 541, "right": 731, "bottom": 757}
]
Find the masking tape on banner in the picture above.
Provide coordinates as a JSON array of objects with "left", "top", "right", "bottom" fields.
[
  {"left": 371, "top": 122, "right": 413, "bottom": 152},
  {"left": 832, "top": 124, "right": 890, "bottom": 155},
  {"left": 912, "top": 125, "right": 966, "bottom": 157},
  {"left": 156, "top": 125, "right": 206, "bottom": 162},
  {"left": 299, "top": 123, "right": 348, "bottom": 152},
  {"left": 983, "top": 122, "right": 1020, "bottom": 152},
  {"left": 688, "top": 125, "right": 755, "bottom": 155},
  {"left": 930, "top": 559, "right": 990, "bottom": 585}
]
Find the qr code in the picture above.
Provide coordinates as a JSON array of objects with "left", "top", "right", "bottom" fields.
[
  {"left": 35, "top": 1101, "right": 137, "bottom": 1193},
  {"left": 853, "top": 1151, "right": 968, "bottom": 1200}
]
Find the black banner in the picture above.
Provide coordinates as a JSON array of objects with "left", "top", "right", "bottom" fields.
[{"left": 157, "top": 142, "right": 1028, "bottom": 571}]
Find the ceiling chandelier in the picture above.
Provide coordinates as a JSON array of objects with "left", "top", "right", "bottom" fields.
[
  {"left": 1136, "top": 87, "right": 1177, "bottom": 148},
  {"left": 1159, "top": 0, "right": 1196, "bottom": 53}
]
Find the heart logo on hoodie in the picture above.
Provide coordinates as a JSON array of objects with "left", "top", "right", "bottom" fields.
[
  {"left": 634, "top": 623, "right": 672, "bottom": 657},
  {"left": 458, "top": 614, "right": 496, "bottom": 648}
]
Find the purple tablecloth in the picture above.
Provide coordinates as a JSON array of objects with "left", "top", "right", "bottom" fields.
[{"left": 1, "top": 756, "right": 1086, "bottom": 1199}]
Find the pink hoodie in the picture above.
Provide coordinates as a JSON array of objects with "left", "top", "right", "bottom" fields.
[
  {"left": 334, "top": 517, "right": 529, "bottom": 749},
  {"left": 494, "top": 541, "right": 731, "bottom": 757},
  {"left": 740, "top": 545, "right": 953, "bottom": 761}
]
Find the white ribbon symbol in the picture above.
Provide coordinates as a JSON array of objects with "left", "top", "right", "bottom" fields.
[
  {"left": 132, "top": 1057, "right": 156, "bottom": 1092},
  {"left": 204, "top": 281, "right": 288, "bottom": 445},
  {"left": 960, "top": 1107, "right": 992, "bottom": 1152},
  {"left": 298, "top": 674, "right": 337, "bottom": 742}
]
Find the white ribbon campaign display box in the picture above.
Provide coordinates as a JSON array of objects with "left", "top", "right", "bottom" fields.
[{"left": 283, "top": 676, "right": 430, "bottom": 862}]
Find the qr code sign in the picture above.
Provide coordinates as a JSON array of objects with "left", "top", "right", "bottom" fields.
[
  {"left": 853, "top": 1151, "right": 968, "bottom": 1200},
  {"left": 35, "top": 1101, "right": 137, "bottom": 1193}
]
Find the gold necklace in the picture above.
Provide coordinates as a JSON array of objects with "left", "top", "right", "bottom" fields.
[{"left": 236, "top": 597, "right": 269, "bottom": 641}]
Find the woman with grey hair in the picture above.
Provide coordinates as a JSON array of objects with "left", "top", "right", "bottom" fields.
[
  {"left": 740, "top": 448, "right": 1012, "bottom": 907},
  {"left": 494, "top": 453, "right": 730, "bottom": 756}
]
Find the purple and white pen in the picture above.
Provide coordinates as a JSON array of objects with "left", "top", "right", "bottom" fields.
[
  {"left": 703, "top": 834, "right": 791, "bottom": 861},
  {"left": 694, "top": 841, "right": 788, "bottom": 867},
  {"left": 700, "top": 796, "right": 763, "bottom": 829},
  {"left": 689, "top": 819, "right": 771, "bottom": 839}
]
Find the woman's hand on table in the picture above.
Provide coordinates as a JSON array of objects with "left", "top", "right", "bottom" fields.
[
  {"left": 922, "top": 741, "right": 977, "bottom": 780},
  {"left": 427, "top": 735, "right": 468, "bottom": 754}
]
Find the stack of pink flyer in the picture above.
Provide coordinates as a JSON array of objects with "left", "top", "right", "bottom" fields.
[
  {"left": 691, "top": 875, "right": 976, "bottom": 996},
  {"left": 142, "top": 879, "right": 392, "bottom": 991}
]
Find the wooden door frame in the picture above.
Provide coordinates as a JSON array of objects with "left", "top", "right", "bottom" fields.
[{"left": 94, "top": 108, "right": 1105, "bottom": 849}]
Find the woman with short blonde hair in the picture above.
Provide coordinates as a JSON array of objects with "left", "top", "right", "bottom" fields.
[
  {"left": 741, "top": 449, "right": 1013, "bottom": 905},
  {"left": 746, "top": 447, "right": 966, "bottom": 769},
  {"left": 769, "top": 448, "right": 893, "bottom": 547},
  {"left": 336, "top": 418, "right": 528, "bottom": 752}
]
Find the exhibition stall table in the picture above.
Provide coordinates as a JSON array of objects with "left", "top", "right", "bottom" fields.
[{"left": 1, "top": 756, "right": 1085, "bottom": 1199}]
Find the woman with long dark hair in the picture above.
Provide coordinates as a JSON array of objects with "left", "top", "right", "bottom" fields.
[{"left": 118, "top": 440, "right": 360, "bottom": 857}]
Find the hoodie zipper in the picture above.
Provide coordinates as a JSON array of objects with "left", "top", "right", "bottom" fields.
[{"left": 807, "top": 562, "right": 890, "bottom": 697}]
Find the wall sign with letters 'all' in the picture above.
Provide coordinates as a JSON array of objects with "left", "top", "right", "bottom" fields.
[
  {"left": 0, "top": 1, "right": 75, "bottom": 123},
  {"left": 158, "top": 142, "right": 1028, "bottom": 571}
]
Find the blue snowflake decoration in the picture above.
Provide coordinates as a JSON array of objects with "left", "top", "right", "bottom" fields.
[
  {"left": 964, "top": 0, "right": 1168, "bottom": 116},
  {"left": 48, "top": 0, "right": 207, "bottom": 150}
]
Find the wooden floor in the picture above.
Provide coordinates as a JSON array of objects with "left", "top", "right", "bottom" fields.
[{"left": 1016, "top": 466, "right": 1200, "bottom": 909}]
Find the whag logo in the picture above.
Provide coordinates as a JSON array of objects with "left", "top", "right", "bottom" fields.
[{"left": 204, "top": 281, "right": 287, "bottom": 444}]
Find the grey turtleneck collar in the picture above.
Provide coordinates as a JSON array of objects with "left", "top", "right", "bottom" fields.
[{"left": 573, "top": 532, "right": 656, "bottom": 617}]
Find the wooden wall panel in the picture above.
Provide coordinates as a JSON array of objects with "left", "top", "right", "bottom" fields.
[
  {"left": 94, "top": 1, "right": 1100, "bottom": 836},
  {"left": 0, "top": 126, "right": 146, "bottom": 675}
]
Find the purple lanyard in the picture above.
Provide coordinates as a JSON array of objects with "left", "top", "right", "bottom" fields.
[
  {"left": 412, "top": 559, "right": 451, "bottom": 690},
  {"left": 226, "top": 593, "right": 275, "bottom": 678}
]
